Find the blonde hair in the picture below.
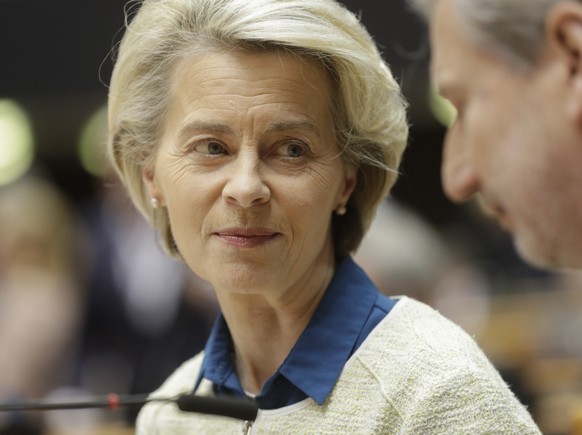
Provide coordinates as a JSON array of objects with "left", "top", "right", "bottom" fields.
[
  {"left": 108, "top": 0, "right": 408, "bottom": 258},
  {"left": 0, "top": 177, "right": 77, "bottom": 276}
]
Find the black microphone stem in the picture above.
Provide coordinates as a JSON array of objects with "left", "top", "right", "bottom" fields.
[
  {"left": 0, "top": 393, "right": 259, "bottom": 421},
  {"left": 0, "top": 394, "right": 158, "bottom": 412}
]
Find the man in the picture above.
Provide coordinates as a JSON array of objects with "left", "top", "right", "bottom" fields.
[{"left": 408, "top": 0, "right": 582, "bottom": 269}]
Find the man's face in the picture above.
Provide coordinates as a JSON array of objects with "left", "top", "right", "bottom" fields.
[{"left": 430, "top": 0, "right": 582, "bottom": 268}]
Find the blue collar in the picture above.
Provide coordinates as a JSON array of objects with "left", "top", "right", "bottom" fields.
[{"left": 194, "top": 257, "right": 390, "bottom": 406}]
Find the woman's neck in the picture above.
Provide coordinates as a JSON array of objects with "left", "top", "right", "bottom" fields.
[{"left": 215, "top": 256, "right": 336, "bottom": 394}]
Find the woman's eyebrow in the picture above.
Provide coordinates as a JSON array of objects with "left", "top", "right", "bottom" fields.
[
  {"left": 177, "top": 120, "right": 322, "bottom": 139},
  {"left": 266, "top": 121, "right": 321, "bottom": 137},
  {"left": 177, "top": 121, "right": 235, "bottom": 139}
]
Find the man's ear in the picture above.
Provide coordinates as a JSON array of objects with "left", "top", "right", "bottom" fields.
[{"left": 546, "top": 2, "right": 582, "bottom": 120}]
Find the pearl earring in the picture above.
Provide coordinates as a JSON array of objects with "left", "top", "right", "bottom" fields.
[
  {"left": 150, "top": 197, "right": 159, "bottom": 209},
  {"left": 335, "top": 205, "right": 347, "bottom": 216}
]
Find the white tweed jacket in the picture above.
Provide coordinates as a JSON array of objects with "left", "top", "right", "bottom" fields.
[{"left": 136, "top": 296, "right": 541, "bottom": 434}]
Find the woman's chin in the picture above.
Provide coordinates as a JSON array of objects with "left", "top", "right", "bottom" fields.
[{"left": 207, "top": 264, "right": 276, "bottom": 293}]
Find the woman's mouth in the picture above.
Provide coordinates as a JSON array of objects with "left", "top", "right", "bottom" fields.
[{"left": 214, "top": 228, "right": 280, "bottom": 248}]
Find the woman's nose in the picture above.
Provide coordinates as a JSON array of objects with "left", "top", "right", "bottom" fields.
[
  {"left": 222, "top": 152, "right": 270, "bottom": 208},
  {"left": 441, "top": 131, "right": 480, "bottom": 202}
]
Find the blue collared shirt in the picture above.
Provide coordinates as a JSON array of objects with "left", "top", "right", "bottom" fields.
[{"left": 193, "top": 257, "right": 396, "bottom": 409}]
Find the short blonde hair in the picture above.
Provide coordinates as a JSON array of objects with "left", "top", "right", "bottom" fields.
[{"left": 108, "top": 0, "right": 409, "bottom": 258}]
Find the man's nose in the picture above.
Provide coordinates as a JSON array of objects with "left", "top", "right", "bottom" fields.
[{"left": 441, "top": 131, "right": 480, "bottom": 202}]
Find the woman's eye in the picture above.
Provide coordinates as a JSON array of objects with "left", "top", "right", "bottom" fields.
[
  {"left": 192, "top": 140, "right": 227, "bottom": 155},
  {"left": 282, "top": 142, "right": 307, "bottom": 158},
  {"left": 207, "top": 141, "right": 225, "bottom": 155}
]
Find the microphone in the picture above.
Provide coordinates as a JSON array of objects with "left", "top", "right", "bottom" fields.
[
  {"left": 0, "top": 393, "right": 259, "bottom": 421},
  {"left": 176, "top": 394, "right": 258, "bottom": 421}
]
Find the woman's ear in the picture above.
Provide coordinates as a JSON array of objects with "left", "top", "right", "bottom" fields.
[
  {"left": 142, "top": 166, "right": 163, "bottom": 206},
  {"left": 336, "top": 164, "right": 357, "bottom": 211}
]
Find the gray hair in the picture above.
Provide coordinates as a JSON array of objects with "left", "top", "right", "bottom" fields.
[
  {"left": 108, "top": 0, "right": 409, "bottom": 259},
  {"left": 408, "top": 0, "right": 564, "bottom": 69}
]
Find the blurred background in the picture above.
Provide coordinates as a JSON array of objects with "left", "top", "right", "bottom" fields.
[{"left": 0, "top": 0, "right": 580, "bottom": 434}]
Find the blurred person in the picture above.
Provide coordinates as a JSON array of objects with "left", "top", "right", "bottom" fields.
[
  {"left": 77, "top": 175, "right": 218, "bottom": 424},
  {"left": 355, "top": 199, "right": 453, "bottom": 302},
  {"left": 107, "top": 0, "right": 539, "bottom": 432},
  {"left": 355, "top": 199, "right": 491, "bottom": 336},
  {"left": 0, "top": 176, "right": 83, "bottom": 434},
  {"left": 408, "top": 0, "right": 582, "bottom": 270}
]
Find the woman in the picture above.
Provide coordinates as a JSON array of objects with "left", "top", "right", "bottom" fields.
[{"left": 107, "top": 0, "right": 540, "bottom": 432}]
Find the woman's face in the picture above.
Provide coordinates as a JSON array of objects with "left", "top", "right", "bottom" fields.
[{"left": 144, "top": 50, "right": 356, "bottom": 297}]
